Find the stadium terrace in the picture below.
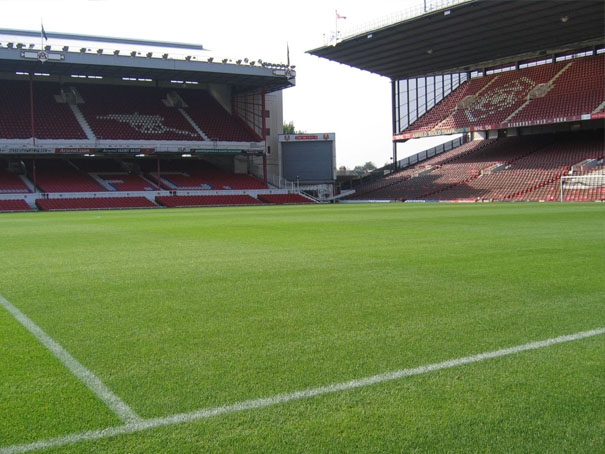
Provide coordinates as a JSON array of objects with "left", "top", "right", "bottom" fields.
[{"left": 311, "top": 0, "right": 604, "bottom": 203}]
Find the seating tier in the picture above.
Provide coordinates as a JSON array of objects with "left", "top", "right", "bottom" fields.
[
  {"left": 36, "top": 196, "right": 156, "bottom": 211},
  {"left": 258, "top": 194, "right": 315, "bottom": 204},
  {"left": 0, "top": 199, "right": 33, "bottom": 212},
  {"left": 0, "top": 80, "right": 86, "bottom": 139},
  {"left": 156, "top": 195, "right": 263, "bottom": 207}
]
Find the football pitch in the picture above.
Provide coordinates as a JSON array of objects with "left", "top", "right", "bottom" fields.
[{"left": 1, "top": 203, "right": 603, "bottom": 453}]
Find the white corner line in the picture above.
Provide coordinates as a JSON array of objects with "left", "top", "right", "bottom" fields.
[
  {"left": 0, "top": 294, "right": 141, "bottom": 425},
  {"left": 1, "top": 326, "right": 603, "bottom": 454}
]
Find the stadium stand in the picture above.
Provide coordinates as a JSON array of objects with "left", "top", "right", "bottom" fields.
[
  {"left": 0, "top": 199, "right": 33, "bottom": 212},
  {"left": 0, "top": 166, "right": 31, "bottom": 193},
  {"left": 509, "top": 54, "right": 605, "bottom": 123},
  {"left": 156, "top": 194, "right": 264, "bottom": 207},
  {"left": 508, "top": 133, "right": 604, "bottom": 201},
  {"left": 350, "top": 140, "right": 495, "bottom": 199},
  {"left": 349, "top": 131, "right": 603, "bottom": 202},
  {"left": 0, "top": 80, "right": 87, "bottom": 139},
  {"left": 257, "top": 193, "right": 316, "bottom": 204},
  {"left": 97, "top": 174, "right": 158, "bottom": 191},
  {"left": 181, "top": 90, "right": 261, "bottom": 142},
  {"left": 77, "top": 85, "right": 201, "bottom": 141},
  {"left": 396, "top": 77, "right": 492, "bottom": 133},
  {"left": 36, "top": 196, "right": 156, "bottom": 211},
  {"left": 28, "top": 159, "right": 106, "bottom": 193},
  {"left": 147, "top": 160, "right": 267, "bottom": 190},
  {"left": 0, "top": 81, "right": 263, "bottom": 143},
  {"left": 404, "top": 54, "right": 604, "bottom": 134}
]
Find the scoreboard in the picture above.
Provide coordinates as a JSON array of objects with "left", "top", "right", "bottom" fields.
[{"left": 279, "top": 133, "right": 336, "bottom": 184}]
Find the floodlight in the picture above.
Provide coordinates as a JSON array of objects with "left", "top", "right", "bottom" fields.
[
  {"left": 96, "top": 48, "right": 103, "bottom": 54},
  {"left": 185, "top": 55, "right": 192, "bottom": 61},
  {"left": 80, "top": 48, "right": 87, "bottom": 53},
  {"left": 561, "top": 16, "right": 569, "bottom": 23},
  {"left": 63, "top": 46, "right": 69, "bottom": 52},
  {"left": 236, "top": 59, "right": 242, "bottom": 64},
  {"left": 130, "top": 51, "right": 137, "bottom": 57},
  {"left": 16, "top": 43, "right": 24, "bottom": 49},
  {"left": 7, "top": 42, "right": 13, "bottom": 48},
  {"left": 222, "top": 58, "right": 228, "bottom": 63},
  {"left": 113, "top": 50, "right": 120, "bottom": 56},
  {"left": 162, "top": 53, "right": 168, "bottom": 59},
  {"left": 257, "top": 59, "right": 263, "bottom": 64},
  {"left": 45, "top": 45, "right": 51, "bottom": 51},
  {"left": 29, "top": 44, "right": 35, "bottom": 49},
  {"left": 146, "top": 52, "right": 152, "bottom": 58},
  {"left": 250, "top": 61, "right": 255, "bottom": 66},
  {"left": 207, "top": 57, "right": 213, "bottom": 62},
  {"left": 244, "top": 58, "right": 249, "bottom": 63}
]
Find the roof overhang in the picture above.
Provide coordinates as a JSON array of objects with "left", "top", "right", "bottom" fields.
[
  {"left": 308, "top": 0, "right": 605, "bottom": 79},
  {"left": 0, "top": 30, "right": 295, "bottom": 93}
]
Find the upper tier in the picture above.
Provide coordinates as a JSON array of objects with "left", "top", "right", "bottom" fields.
[
  {"left": 403, "top": 54, "right": 605, "bottom": 134},
  {"left": 0, "top": 81, "right": 260, "bottom": 142}
]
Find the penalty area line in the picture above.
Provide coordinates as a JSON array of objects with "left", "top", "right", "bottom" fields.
[
  {"left": 0, "top": 294, "right": 141, "bottom": 425},
  {"left": 1, "top": 327, "right": 604, "bottom": 454}
]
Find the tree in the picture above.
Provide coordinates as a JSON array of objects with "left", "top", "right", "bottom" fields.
[
  {"left": 351, "top": 161, "right": 377, "bottom": 175},
  {"left": 362, "top": 161, "right": 377, "bottom": 172},
  {"left": 283, "top": 121, "right": 305, "bottom": 134}
]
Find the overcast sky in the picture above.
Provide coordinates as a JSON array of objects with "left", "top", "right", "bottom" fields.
[{"left": 0, "top": 0, "right": 456, "bottom": 168}]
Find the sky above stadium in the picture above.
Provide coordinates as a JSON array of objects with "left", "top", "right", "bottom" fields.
[{"left": 0, "top": 0, "right": 456, "bottom": 168}]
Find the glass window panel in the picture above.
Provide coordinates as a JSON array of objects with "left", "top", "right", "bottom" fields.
[
  {"left": 435, "top": 76, "right": 443, "bottom": 102},
  {"left": 453, "top": 73, "right": 460, "bottom": 89},
  {"left": 427, "top": 96, "right": 435, "bottom": 110},
  {"left": 426, "top": 77, "right": 435, "bottom": 110},
  {"left": 418, "top": 103, "right": 426, "bottom": 117},
  {"left": 444, "top": 75, "right": 452, "bottom": 94},
  {"left": 399, "top": 89, "right": 408, "bottom": 109}
]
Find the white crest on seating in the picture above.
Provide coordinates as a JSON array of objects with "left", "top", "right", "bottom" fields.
[
  {"left": 465, "top": 77, "right": 535, "bottom": 122},
  {"left": 96, "top": 112, "right": 198, "bottom": 136}
]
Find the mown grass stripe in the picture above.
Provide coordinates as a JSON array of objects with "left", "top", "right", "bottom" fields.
[
  {"left": 0, "top": 294, "right": 141, "bottom": 425},
  {"left": 1, "top": 327, "right": 603, "bottom": 454}
]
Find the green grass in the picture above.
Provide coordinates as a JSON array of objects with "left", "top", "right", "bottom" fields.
[{"left": 0, "top": 203, "right": 603, "bottom": 453}]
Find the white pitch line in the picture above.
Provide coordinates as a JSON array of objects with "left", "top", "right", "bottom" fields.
[
  {"left": 1, "top": 327, "right": 603, "bottom": 454},
  {"left": 0, "top": 294, "right": 141, "bottom": 425}
]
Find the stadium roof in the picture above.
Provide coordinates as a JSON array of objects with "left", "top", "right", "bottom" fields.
[
  {"left": 0, "top": 29, "right": 294, "bottom": 93},
  {"left": 308, "top": 0, "right": 605, "bottom": 80}
]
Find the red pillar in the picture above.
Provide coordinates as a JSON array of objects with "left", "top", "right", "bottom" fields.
[
  {"left": 29, "top": 73, "right": 36, "bottom": 146},
  {"left": 261, "top": 87, "right": 267, "bottom": 185}
]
